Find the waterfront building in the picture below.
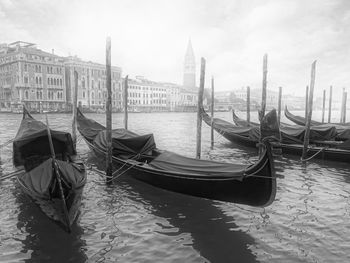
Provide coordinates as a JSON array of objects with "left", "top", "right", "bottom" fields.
[
  {"left": 64, "top": 56, "right": 122, "bottom": 111},
  {"left": 124, "top": 76, "right": 168, "bottom": 112},
  {"left": 183, "top": 39, "right": 196, "bottom": 90},
  {"left": 123, "top": 76, "right": 198, "bottom": 112},
  {"left": 0, "top": 41, "right": 66, "bottom": 112}
]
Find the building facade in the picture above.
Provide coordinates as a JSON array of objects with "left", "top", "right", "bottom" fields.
[
  {"left": 123, "top": 76, "right": 197, "bottom": 112},
  {"left": 64, "top": 56, "right": 122, "bottom": 111},
  {"left": 0, "top": 41, "right": 66, "bottom": 112},
  {"left": 0, "top": 41, "right": 198, "bottom": 113}
]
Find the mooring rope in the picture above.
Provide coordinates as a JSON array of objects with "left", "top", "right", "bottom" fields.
[
  {"left": 0, "top": 169, "right": 25, "bottom": 182},
  {"left": 301, "top": 147, "right": 327, "bottom": 162},
  {"left": 0, "top": 138, "right": 14, "bottom": 149}
]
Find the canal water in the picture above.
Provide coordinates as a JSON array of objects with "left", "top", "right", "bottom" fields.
[{"left": 0, "top": 111, "right": 349, "bottom": 262}]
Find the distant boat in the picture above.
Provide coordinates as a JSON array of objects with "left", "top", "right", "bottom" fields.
[{"left": 202, "top": 107, "right": 350, "bottom": 163}]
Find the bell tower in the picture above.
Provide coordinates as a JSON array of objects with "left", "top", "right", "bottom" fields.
[{"left": 183, "top": 39, "right": 196, "bottom": 89}]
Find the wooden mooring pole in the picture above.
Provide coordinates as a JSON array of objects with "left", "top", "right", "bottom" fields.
[
  {"left": 277, "top": 86, "right": 282, "bottom": 126},
  {"left": 340, "top": 88, "right": 345, "bottom": 123},
  {"left": 328, "top": 85, "right": 332, "bottom": 123},
  {"left": 196, "top": 58, "right": 206, "bottom": 159},
  {"left": 340, "top": 89, "right": 347, "bottom": 123},
  {"left": 106, "top": 37, "right": 112, "bottom": 178},
  {"left": 302, "top": 61, "right": 317, "bottom": 161},
  {"left": 321, "top": 89, "right": 326, "bottom": 123},
  {"left": 305, "top": 85, "right": 309, "bottom": 120},
  {"left": 210, "top": 76, "right": 214, "bottom": 149},
  {"left": 247, "top": 86, "right": 250, "bottom": 125},
  {"left": 72, "top": 70, "right": 78, "bottom": 150},
  {"left": 344, "top": 91, "right": 347, "bottom": 123},
  {"left": 124, "top": 75, "right": 129, "bottom": 129},
  {"left": 259, "top": 54, "right": 268, "bottom": 156}
]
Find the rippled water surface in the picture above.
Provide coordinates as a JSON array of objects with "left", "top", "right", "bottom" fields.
[{"left": 0, "top": 111, "right": 350, "bottom": 263}]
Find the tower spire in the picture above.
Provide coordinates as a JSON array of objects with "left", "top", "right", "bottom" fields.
[{"left": 183, "top": 39, "right": 196, "bottom": 89}]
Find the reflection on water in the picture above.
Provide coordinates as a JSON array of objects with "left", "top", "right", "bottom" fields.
[
  {"left": 1, "top": 111, "right": 350, "bottom": 262},
  {"left": 122, "top": 175, "right": 258, "bottom": 263},
  {"left": 15, "top": 189, "right": 87, "bottom": 263}
]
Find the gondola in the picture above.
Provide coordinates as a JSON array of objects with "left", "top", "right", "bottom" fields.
[
  {"left": 13, "top": 107, "right": 86, "bottom": 232},
  {"left": 232, "top": 109, "right": 338, "bottom": 143},
  {"left": 76, "top": 108, "right": 276, "bottom": 207},
  {"left": 284, "top": 106, "right": 350, "bottom": 140},
  {"left": 203, "top": 108, "right": 350, "bottom": 163}
]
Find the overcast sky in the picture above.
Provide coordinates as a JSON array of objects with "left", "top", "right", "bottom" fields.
[{"left": 1, "top": 0, "right": 349, "bottom": 98}]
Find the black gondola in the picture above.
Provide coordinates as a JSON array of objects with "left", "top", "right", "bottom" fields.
[
  {"left": 203, "top": 108, "right": 350, "bottom": 163},
  {"left": 76, "top": 109, "right": 277, "bottom": 207},
  {"left": 13, "top": 107, "right": 87, "bottom": 232},
  {"left": 284, "top": 106, "right": 350, "bottom": 140}
]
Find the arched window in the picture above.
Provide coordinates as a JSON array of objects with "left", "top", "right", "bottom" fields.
[
  {"left": 25, "top": 91, "right": 28, "bottom": 99},
  {"left": 82, "top": 77, "right": 85, "bottom": 88},
  {"left": 35, "top": 76, "right": 38, "bottom": 84},
  {"left": 39, "top": 77, "right": 42, "bottom": 85},
  {"left": 60, "top": 79, "right": 62, "bottom": 86}
]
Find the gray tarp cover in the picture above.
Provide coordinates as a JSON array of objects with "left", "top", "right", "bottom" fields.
[
  {"left": 18, "top": 158, "right": 86, "bottom": 199},
  {"left": 93, "top": 129, "right": 156, "bottom": 159},
  {"left": 230, "top": 109, "right": 337, "bottom": 143},
  {"left": 13, "top": 115, "right": 75, "bottom": 166},
  {"left": 149, "top": 151, "right": 247, "bottom": 179}
]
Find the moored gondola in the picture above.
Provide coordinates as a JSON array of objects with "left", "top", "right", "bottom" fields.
[
  {"left": 13, "top": 107, "right": 86, "bottom": 232},
  {"left": 284, "top": 106, "right": 350, "bottom": 140},
  {"left": 203, "top": 107, "right": 350, "bottom": 163},
  {"left": 77, "top": 108, "right": 277, "bottom": 207}
]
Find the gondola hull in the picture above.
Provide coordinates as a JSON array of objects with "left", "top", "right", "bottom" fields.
[
  {"left": 13, "top": 108, "right": 87, "bottom": 232},
  {"left": 206, "top": 109, "right": 350, "bottom": 163},
  {"left": 17, "top": 173, "right": 84, "bottom": 229},
  {"left": 85, "top": 139, "right": 275, "bottom": 207},
  {"left": 77, "top": 109, "right": 276, "bottom": 207}
]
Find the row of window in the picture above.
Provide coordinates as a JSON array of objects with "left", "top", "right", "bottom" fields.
[
  {"left": 129, "top": 85, "right": 166, "bottom": 92},
  {"left": 24, "top": 63, "right": 63, "bottom": 75},
  {"left": 128, "top": 99, "right": 166, "bottom": 105},
  {"left": 23, "top": 90, "right": 64, "bottom": 100},
  {"left": 128, "top": 92, "right": 167, "bottom": 98},
  {"left": 79, "top": 67, "right": 120, "bottom": 79}
]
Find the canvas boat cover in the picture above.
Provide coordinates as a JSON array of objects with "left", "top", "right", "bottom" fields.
[
  {"left": 285, "top": 107, "right": 350, "bottom": 140},
  {"left": 93, "top": 129, "right": 156, "bottom": 159},
  {"left": 13, "top": 114, "right": 75, "bottom": 166},
  {"left": 77, "top": 109, "right": 106, "bottom": 142},
  {"left": 232, "top": 109, "right": 337, "bottom": 143},
  {"left": 18, "top": 158, "right": 86, "bottom": 199},
  {"left": 149, "top": 151, "right": 247, "bottom": 179},
  {"left": 201, "top": 109, "right": 261, "bottom": 141}
]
